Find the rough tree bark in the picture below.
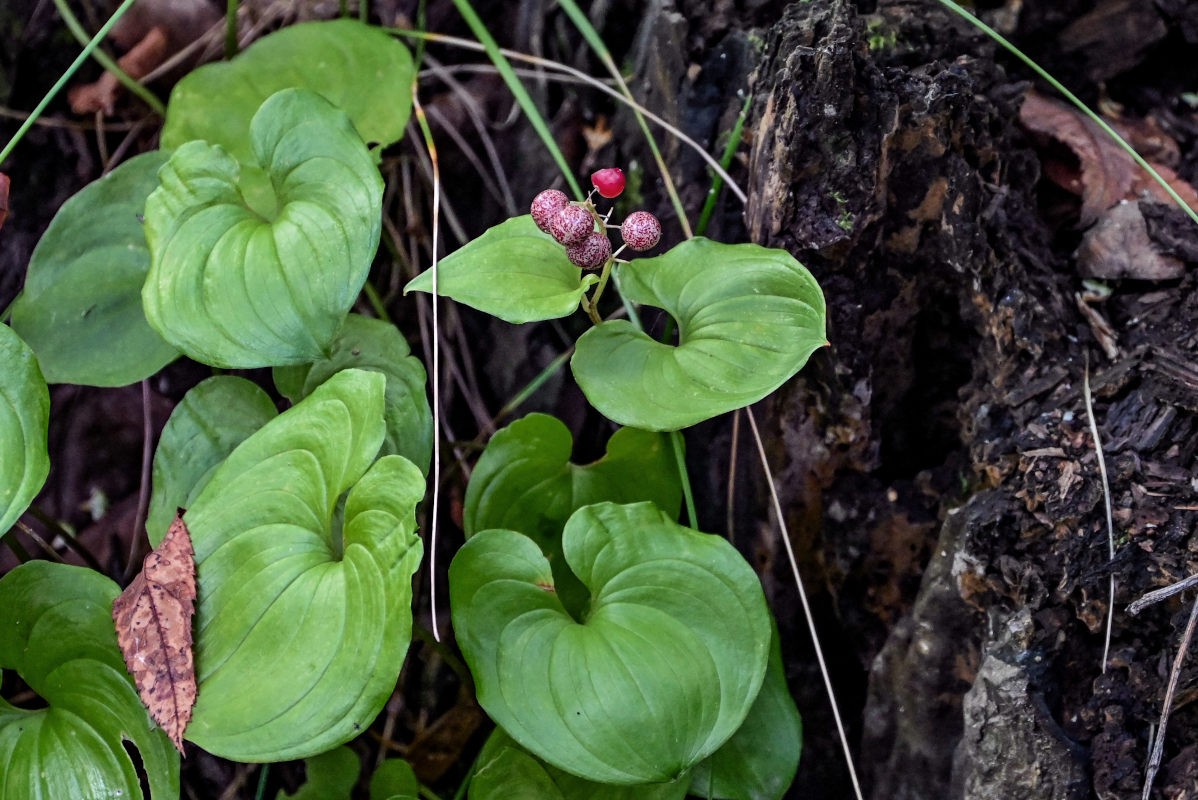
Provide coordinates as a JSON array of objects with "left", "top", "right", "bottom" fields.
[{"left": 627, "top": 1, "right": 1198, "bottom": 797}]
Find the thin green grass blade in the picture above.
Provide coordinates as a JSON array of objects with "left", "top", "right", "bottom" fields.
[
  {"left": 556, "top": 0, "right": 693, "bottom": 237},
  {"left": 50, "top": 0, "right": 166, "bottom": 116},
  {"left": 0, "top": 0, "right": 142, "bottom": 164},
  {"left": 447, "top": 0, "right": 583, "bottom": 199},
  {"left": 696, "top": 92, "right": 751, "bottom": 237},
  {"left": 935, "top": 0, "right": 1198, "bottom": 228}
]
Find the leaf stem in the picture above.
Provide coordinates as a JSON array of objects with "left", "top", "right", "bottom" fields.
[
  {"left": 670, "top": 430, "right": 697, "bottom": 528},
  {"left": 585, "top": 257, "right": 615, "bottom": 323},
  {"left": 0, "top": 0, "right": 142, "bottom": 165},
  {"left": 224, "top": 0, "right": 239, "bottom": 59},
  {"left": 493, "top": 347, "right": 573, "bottom": 426},
  {"left": 253, "top": 765, "right": 270, "bottom": 800}
]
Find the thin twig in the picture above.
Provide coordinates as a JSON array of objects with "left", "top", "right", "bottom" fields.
[
  {"left": 1083, "top": 352, "right": 1116, "bottom": 673},
  {"left": 1142, "top": 595, "right": 1198, "bottom": 800},
  {"left": 746, "top": 407, "right": 864, "bottom": 800},
  {"left": 1129, "top": 574, "right": 1198, "bottom": 616}
]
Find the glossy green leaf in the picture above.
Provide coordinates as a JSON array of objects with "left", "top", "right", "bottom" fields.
[
  {"left": 470, "top": 729, "right": 689, "bottom": 800},
  {"left": 274, "top": 314, "right": 432, "bottom": 476},
  {"left": 11, "top": 151, "right": 179, "bottom": 386},
  {"left": 278, "top": 746, "right": 360, "bottom": 800},
  {"left": 0, "top": 561, "right": 179, "bottom": 799},
  {"left": 463, "top": 413, "right": 680, "bottom": 615},
  {"left": 182, "top": 369, "right": 425, "bottom": 760},
  {"left": 162, "top": 20, "right": 413, "bottom": 160},
  {"left": 404, "top": 216, "right": 598, "bottom": 324},
  {"left": 572, "top": 238, "right": 826, "bottom": 431},
  {"left": 450, "top": 501, "right": 771, "bottom": 785},
  {"left": 370, "top": 759, "right": 420, "bottom": 800},
  {"left": 144, "top": 88, "right": 384, "bottom": 368},
  {"left": 689, "top": 622, "right": 802, "bottom": 800},
  {"left": 0, "top": 325, "right": 49, "bottom": 535},
  {"left": 146, "top": 376, "right": 278, "bottom": 546}
]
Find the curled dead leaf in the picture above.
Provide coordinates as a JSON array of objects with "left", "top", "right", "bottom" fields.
[
  {"left": 0, "top": 173, "right": 8, "bottom": 232},
  {"left": 69, "top": 27, "right": 168, "bottom": 115},
  {"left": 113, "top": 511, "right": 197, "bottom": 753},
  {"left": 1019, "top": 92, "right": 1198, "bottom": 225}
]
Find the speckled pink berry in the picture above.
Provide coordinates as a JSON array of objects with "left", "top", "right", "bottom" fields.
[
  {"left": 591, "top": 167, "right": 625, "bottom": 199},
  {"left": 548, "top": 205, "right": 594, "bottom": 245},
  {"left": 620, "top": 211, "right": 662, "bottom": 251},
  {"left": 566, "top": 231, "right": 613, "bottom": 269},
  {"left": 530, "top": 189, "right": 569, "bottom": 232}
]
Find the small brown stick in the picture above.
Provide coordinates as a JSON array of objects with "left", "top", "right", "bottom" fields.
[
  {"left": 1128, "top": 573, "right": 1198, "bottom": 616},
  {"left": 1142, "top": 595, "right": 1198, "bottom": 800}
]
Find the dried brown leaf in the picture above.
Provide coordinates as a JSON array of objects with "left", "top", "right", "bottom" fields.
[
  {"left": 1019, "top": 92, "right": 1198, "bottom": 225},
  {"left": 0, "top": 173, "right": 9, "bottom": 233},
  {"left": 1019, "top": 92, "right": 1135, "bottom": 224},
  {"left": 113, "top": 512, "right": 197, "bottom": 753},
  {"left": 69, "top": 27, "right": 168, "bottom": 115},
  {"left": 1076, "top": 201, "right": 1184, "bottom": 281}
]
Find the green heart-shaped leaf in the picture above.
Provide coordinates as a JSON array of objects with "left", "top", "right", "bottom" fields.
[
  {"left": 11, "top": 151, "right": 179, "bottom": 386},
  {"left": 689, "top": 621, "right": 802, "bottom": 800},
  {"left": 146, "top": 376, "right": 278, "bottom": 546},
  {"left": 463, "top": 413, "right": 680, "bottom": 615},
  {"left": 370, "top": 759, "right": 420, "bottom": 800},
  {"left": 571, "top": 238, "right": 826, "bottom": 431},
  {"left": 0, "top": 561, "right": 179, "bottom": 799},
  {"left": 274, "top": 314, "right": 432, "bottom": 476},
  {"left": 405, "top": 216, "right": 598, "bottom": 324},
  {"left": 161, "top": 20, "right": 413, "bottom": 160},
  {"left": 144, "top": 88, "right": 383, "bottom": 368},
  {"left": 470, "top": 729, "right": 690, "bottom": 800},
  {"left": 182, "top": 369, "right": 424, "bottom": 761},
  {"left": 450, "top": 501, "right": 771, "bottom": 785},
  {"left": 278, "top": 746, "right": 360, "bottom": 800},
  {"left": 0, "top": 325, "right": 49, "bottom": 535}
]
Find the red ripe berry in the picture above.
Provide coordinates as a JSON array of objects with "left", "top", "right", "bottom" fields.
[
  {"left": 620, "top": 211, "right": 662, "bottom": 251},
  {"left": 548, "top": 205, "right": 594, "bottom": 245},
  {"left": 590, "top": 167, "right": 625, "bottom": 199},
  {"left": 567, "top": 231, "right": 613, "bottom": 269},
  {"left": 530, "top": 189, "right": 569, "bottom": 232}
]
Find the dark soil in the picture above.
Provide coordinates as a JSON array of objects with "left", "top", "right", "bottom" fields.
[{"left": 4, "top": 1, "right": 1198, "bottom": 798}]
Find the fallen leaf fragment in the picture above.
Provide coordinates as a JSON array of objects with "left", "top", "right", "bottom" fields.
[
  {"left": 69, "top": 26, "right": 168, "bottom": 115},
  {"left": 1076, "top": 201, "right": 1184, "bottom": 281},
  {"left": 1019, "top": 92, "right": 1135, "bottom": 224},
  {"left": 113, "top": 512, "right": 197, "bottom": 753},
  {"left": 0, "top": 173, "right": 9, "bottom": 232}
]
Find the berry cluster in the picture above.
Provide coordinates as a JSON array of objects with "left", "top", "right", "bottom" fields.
[{"left": 530, "top": 168, "right": 662, "bottom": 270}]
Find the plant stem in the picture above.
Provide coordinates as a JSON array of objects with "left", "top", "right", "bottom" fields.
[
  {"left": 586, "top": 258, "right": 615, "bottom": 322},
  {"left": 935, "top": 0, "right": 1198, "bottom": 228},
  {"left": 0, "top": 0, "right": 142, "bottom": 164},
  {"left": 696, "top": 92, "right": 751, "bottom": 237},
  {"left": 253, "top": 764, "right": 269, "bottom": 800},
  {"left": 50, "top": 0, "right": 166, "bottom": 116},
  {"left": 671, "top": 430, "right": 697, "bottom": 528},
  {"left": 362, "top": 279, "right": 393, "bottom": 324},
  {"left": 493, "top": 348, "right": 573, "bottom": 426},
  {"left": 224, "top": 0, "right": 239, "bottom": 59}
]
